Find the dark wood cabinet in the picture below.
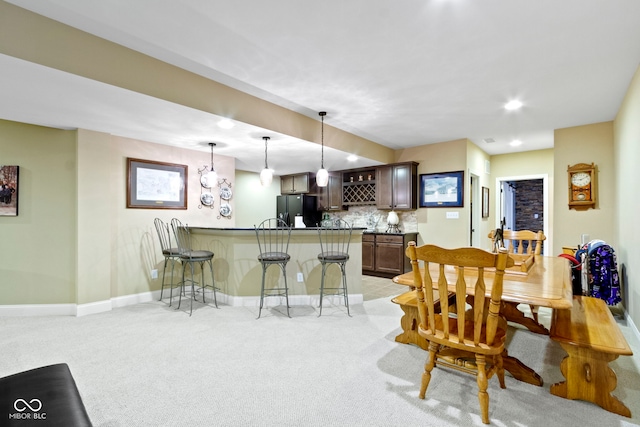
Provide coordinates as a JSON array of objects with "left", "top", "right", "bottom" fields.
[
  {"left": 281, "top": 172, "right": 316, "bottom": 194},
  {"left": 362, "top": 233, "right": 375, "bottom": 271},
  {"left": 317, "top": 172, "right": 343, "bottom": 211},
  {"left": 362, "top": 232, "right": 417, "bottom": 277},
  {"left": 376, "top": 162, "right": 418, "bottom": 210}
]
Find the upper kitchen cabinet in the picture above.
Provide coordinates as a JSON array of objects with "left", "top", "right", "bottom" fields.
[
  {"left": 376, "top": 162, "right": 418, "bottom": 210},
  {"left": 317, "top": 171, "right": 343, "bottom": 211},
  {"left": 280, "top": 172, "right": 316, "bottom": 194}
]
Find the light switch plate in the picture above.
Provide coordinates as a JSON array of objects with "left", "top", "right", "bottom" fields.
[{"left": 446, "top": 212, "right": 459, "bottom": 219}]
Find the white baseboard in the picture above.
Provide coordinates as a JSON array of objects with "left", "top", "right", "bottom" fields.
[
  {"left": 624, "top": 308, "right": 640, "bottom": 344},
  {"left": 0, "top": 304, "right": 76, "bottom": 316},
  {"left": 0, "top": 291, "right": 363, "bottom": 317},
  {"left": 76, "top": 300, "right": 113, "bottom": 317}
]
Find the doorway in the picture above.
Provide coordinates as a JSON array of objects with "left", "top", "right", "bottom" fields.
[
  {"left": 470, "top": 173, "right": 481, "bottom": 247},
  {"left": 495, "top": 174, "right": 550, "bottom": 255}
]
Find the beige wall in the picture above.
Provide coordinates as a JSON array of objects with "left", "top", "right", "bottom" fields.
[
  {"left": 614, "top": 65, "right": 640, "bottom": 328},
  {"left": 466, "top": 140, "right": 493, "bottom": 249},
  {"left": 0, "top": 119, "right": 77, "bottom": 304},
  {"left": 395, "top": 139, "right": 469, "bottom": 247},
  {"left": 233, "top": 170, "right": 279, "bottom": 228},
  {"left": 553, "top": 122, "right": 615, "bottom": 255},
  {"left": 0, "top": 121, "right": 237, "bottom": 306},
  {"left": 490, "top": 149, "right": 555, "bottom": 252}
]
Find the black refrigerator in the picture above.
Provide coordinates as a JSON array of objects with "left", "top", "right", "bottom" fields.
[{"left": 276, "top": 195, "right": 321, "bottom": 227}]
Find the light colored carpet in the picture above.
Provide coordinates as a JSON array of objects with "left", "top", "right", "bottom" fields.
[{"left": 1, "top": 297, "right": 639, "bottom": 427}]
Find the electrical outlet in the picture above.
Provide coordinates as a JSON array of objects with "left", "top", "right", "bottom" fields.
[
  {"left": 151, "top": 269, "right": 158, "bottom": 279},
  {"left": 297, "top": 272, "right": 304, "bottom": 282}
]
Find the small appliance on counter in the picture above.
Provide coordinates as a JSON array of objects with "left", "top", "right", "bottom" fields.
[{"left": 276, "top": 194, "right": 321, "bottom": 227}]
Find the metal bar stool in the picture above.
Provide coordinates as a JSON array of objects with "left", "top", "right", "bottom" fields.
[
  {"left": 317, "top": 219, "right": 352, "bottom": 316},
  {"left": 154, "top": 218, "right": 182, "bottom": 305},
  {"left": 170, "top": 218, "right": 218, "bottom": 316},
  {"left": 254, "top": 218, "right": 292, "bottom": 318}
]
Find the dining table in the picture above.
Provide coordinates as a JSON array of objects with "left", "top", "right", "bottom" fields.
[{"left": 392, "top": 255, "right": 574, "bottom": 386}]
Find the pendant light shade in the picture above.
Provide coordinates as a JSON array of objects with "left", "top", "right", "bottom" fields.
[
  {"left": 207, "top": 142, "right": 218, "bottom": 185},
  {"left": 316, "top": 111, "right": 329, "bottom": 187},
  {"left": 316, "top": 168, "right": 329, "bottom": 187},
  {"left": 260, "top": 136, "right": 273, "bottom": 186}
]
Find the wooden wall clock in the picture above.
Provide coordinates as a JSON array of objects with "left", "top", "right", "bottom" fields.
[{"left": 567, "top": 162, "right": 596, "bottom": 210}]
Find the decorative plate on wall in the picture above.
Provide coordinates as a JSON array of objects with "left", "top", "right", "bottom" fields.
[
  {"left": 220, "top": 187, "right": 232, "bottom": 200},
  {"left": 219, "top": 202, "right": 232, "bottom": 217},
  {"left": 200, "top": 174, "right": 212, "bottom": 189},
  {"left": 200, "top": 193, "right": 214, "bottom": 206}
]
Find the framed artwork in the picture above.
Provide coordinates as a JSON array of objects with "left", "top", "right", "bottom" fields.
[
  {"left": 419, "top": 170, "right": 464, "bottom": 208},
  {"left": 0, "top": 165, "right": 19, "bottom": 216},
  {"left": 482, "top": 186, "right": 490, "bottom": 218},
  {"left": 127, "top": 158, "right": 188, "bottom": 209}
]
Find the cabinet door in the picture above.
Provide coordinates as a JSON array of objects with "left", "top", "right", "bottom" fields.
[
  {"left": 362, "top": 239, "right": 376, "bottom": 272},
  {"left": 280, "top": 176, "right": 295, "bottom": 194},
  {"left": 374, "top": 242, "right": 405, "bottom": 275},
  {"left": 376, "top": 166, "right": 393, "bottom": 209},
  {"left": 392, "top": 163, "right": 417, "bottom": 210},
  {"left": 318, "top": 172, "right": 342, "bottom": 211},
  {"left": 293, "top": 173, "right": 309, "bottom": 193}
]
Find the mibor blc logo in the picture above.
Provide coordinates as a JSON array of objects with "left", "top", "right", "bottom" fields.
[{"left": 9, "top": 398, "right": 47, "bottom": 420}]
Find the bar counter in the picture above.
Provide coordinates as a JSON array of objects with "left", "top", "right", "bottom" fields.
[{"left": 188, "top": 227, "right": 364, "bottom": 307}]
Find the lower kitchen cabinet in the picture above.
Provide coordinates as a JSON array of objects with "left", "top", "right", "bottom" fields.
[{"left": 362, "top": 232, "right": 418, "bottom": 277}]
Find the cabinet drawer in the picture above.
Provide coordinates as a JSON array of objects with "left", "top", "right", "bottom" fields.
[
  {"left": 376, "top": 234, "right": 404, "bottom": 244},
  {"left": 362, "top": 234, "right": 375, "bottom": 242}
]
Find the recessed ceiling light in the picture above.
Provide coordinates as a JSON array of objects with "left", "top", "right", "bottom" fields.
[
  {"left": 510, "top": 140, "right": 523, "bottom": 147},
  {"left": 347, "top": 155, "right": 358, "bottom": 162},
  {"left": 217, "top": 118, "right": 235, "bottom": 129},
  {"left": 504, "top": 100, "right": 523, "bottom": 111}
]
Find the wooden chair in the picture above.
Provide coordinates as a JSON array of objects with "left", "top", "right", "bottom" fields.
[
  {"left": 488, "top": 229, "right": 547, "bottom": 332},
  {"left": 406, "top": 242, "right": 513, "bottom": 425},
  {"left": 488, "top": 229, "right": 545, "bottom": 255}
]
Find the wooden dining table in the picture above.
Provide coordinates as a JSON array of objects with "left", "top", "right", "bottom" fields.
[{"left": 392, "top": 255, "right": 574, "bottom": 386}]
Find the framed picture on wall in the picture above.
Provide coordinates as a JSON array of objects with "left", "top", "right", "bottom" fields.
[
  {"left": 419, "top": 171, "right": 464, "bottom": 208},
  {"left": 127, "top": 158, "right": 188, "bottom": 209},
  {"left": 0, "top": 165, "right": 19, "bottom": 216},
  {"left": 482, "top": 186, "right": 490, "bottom": 218}
]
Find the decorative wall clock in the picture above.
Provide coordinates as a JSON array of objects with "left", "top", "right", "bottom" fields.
[{"left": 567, "top": 162, "right": 596, "bottom": 210}]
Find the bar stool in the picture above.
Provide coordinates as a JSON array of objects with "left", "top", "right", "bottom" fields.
[
  {"left": 153, "top": 218, "right": 182, "bottom": 305},
  {"left": 170, "top": 218, "right": 218, "bottom": 316},
  {"left": 317, "top": 219, "right": 352, "bottom": 316},
  {"left": 254, "top": 218, "right": 292, "bottom": 318}
]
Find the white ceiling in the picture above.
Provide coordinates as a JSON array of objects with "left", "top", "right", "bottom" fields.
[{"left": 3, "top": 0, "right": 640, "bottom": 175}]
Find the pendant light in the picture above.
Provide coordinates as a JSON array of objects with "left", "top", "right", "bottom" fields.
[
  {"left": 316, "top": 111, "right": 329, "bottom": 187},
  {"left": 260, "top": 136, "right": 273, "bottom": 186},
  {"left": 207, "top": 142, "right": 218, "bottom": 185}
]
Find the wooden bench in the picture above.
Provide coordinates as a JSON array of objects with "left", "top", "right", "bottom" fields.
[
  {"left": 391, "top": 289, "right": 456, "bottom": 351},
  {"left": 550, "top": 295, "right": 633, "bottom": 417},
  {"left": 391, "top": 291, "right": 428, "bottom": 350}
]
